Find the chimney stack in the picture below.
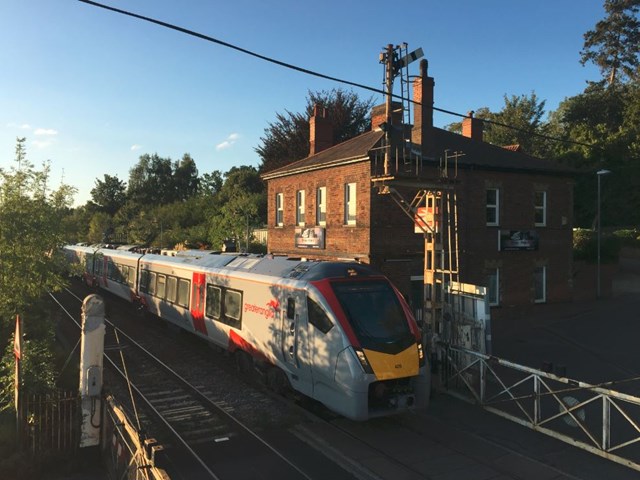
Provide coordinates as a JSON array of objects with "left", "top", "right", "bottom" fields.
[
  {"left": 309, "top": 104, "right": 333, "bottom": 156},
  {"left": 371, "top": 102, "right": 403, "bottom": 131},
  {"left": 412, "top": 59, "right": 435, "bottom": 155},
  {"left": 462, "top": 111, "right": 483, "bottom": 142}
]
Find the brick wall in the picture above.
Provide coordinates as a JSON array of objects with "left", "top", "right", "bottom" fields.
[
  {"left": 266, "top": 160, "right": 574, "bottom": 309},
  {"left": 267, "top": 161, "right": 372, "bottom": 261}
]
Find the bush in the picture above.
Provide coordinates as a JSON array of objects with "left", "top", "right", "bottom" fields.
[
  {"left": 573, "top": 228, "right": 621, "bottom": 263},
  {"left": 612, "top": 229, "right": 640, "bottom": 247}
]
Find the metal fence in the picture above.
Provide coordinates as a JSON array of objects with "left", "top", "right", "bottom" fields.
[
  {"left": 437, "top": 344, "right": 640, "bottom": 472},
  {"left": 19, "top": 390, "right": 80, "bottom": 458}
]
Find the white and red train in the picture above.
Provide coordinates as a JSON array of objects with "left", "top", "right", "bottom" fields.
[{"left": 64, "top": 244, "right": 430, "bottom": 420}]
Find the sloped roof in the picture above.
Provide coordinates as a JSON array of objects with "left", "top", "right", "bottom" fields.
[
  {"left": 431, "top": 129, "right": 575, "bottom": 175},
  {"left": 261, "top": 126, "right": 575, "bottom": 180},
  {"left": 261, "top": 129, "right": 384, "bottom": 179}
]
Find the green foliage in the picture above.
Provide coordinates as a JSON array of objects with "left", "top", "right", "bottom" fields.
[
  {"left": 572, "top": 228, "right": 621, "bottom": 263},
  {"left": 90, "top": 174, "right": 126, "bottom": 215},
  {"left": 445, "top": 93, "right": 550, "bottom": 157},
  {"left": 0, "top": 138, "right": 76, "bottom": 322},
  {"left": 612, "top": 228, "right": 640, "bottom": 245},
  {"left": 256, "top": 88, "right": 374, "bottom": 173},
  {"left": 580, "top": 0, "right": 640, "bottom": 86}
]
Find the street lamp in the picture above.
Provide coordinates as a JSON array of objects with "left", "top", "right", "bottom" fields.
[{"left": 596, "top": 169, "right": 611, "bottom": 298}]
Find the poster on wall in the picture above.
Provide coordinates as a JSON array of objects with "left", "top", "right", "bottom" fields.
[
  {"left": 499, "top": 230, "right": 539, "bottom": 251},
  {"left": 295, "top": 227, "right": 326, "bottom": 249}
]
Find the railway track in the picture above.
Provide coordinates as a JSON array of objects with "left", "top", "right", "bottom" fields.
[{"left": 52, "top": 286, "right": 315, "bottom": 479}]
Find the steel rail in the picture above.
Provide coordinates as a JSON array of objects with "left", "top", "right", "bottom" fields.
[{"left": 52, "top": 288, "right": 313, "bottom": 480}]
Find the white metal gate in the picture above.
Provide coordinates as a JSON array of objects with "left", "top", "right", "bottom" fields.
[{"left": 437, "top": 344, "right": 640, "bottom": 472}]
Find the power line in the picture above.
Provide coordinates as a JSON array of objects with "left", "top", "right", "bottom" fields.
[{"left": 77, "top": 0, "right": 596, "bottom": 151}]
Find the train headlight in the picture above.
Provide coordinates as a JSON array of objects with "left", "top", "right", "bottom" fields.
[
  {"left": 354, "top": 348, "right": 374, "bottom": 374},
  {"left": 417, "top": 342, "right": 425, "bottom": 367}
]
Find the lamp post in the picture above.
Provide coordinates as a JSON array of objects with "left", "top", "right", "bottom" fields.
[{"left": 596, "top": 169, "right": 611, "bottom": 298}]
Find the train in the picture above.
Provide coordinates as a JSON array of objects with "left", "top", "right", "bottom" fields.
[{"left": 63, "top": 244, "right": 430, "bottom": 421}]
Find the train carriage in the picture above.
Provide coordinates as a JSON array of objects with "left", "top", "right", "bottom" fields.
[{"left": 63, "top": 245, "right": 430, "bottom": 420}]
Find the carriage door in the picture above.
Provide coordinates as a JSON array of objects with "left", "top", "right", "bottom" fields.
[
  {"left": 282, "top": 295, "right": 312, "bottom": 395},
  {"left": 190, "top": 272, "right": 207, "bottom": 335}
]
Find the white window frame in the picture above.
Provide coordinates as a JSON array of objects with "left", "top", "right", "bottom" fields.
[
  {"left": 534, "top": 266, "right": 546, "bottom": 303},
  {"left": 534, "top": 191, "right": 547, "bottom": 227},
  {"left": 296, "top": 189, "right": 305, "bottom": 226},
  {"left": 486, "top": 188, "right": 500, "bottom": 226},
  {"left": 316, "top": 186, "right": 326, "bottom": 226},
  {"left": 275, "top": 193, "right": 283, "bottom": 227},
  {"left": 487, "top": 268, "right": 500, "bottom": 306},
  {"left": 344, "top": 183, "right": 356, "bottom": 226}
]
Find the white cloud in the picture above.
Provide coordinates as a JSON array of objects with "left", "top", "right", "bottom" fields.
[
  {"left": 32, "top": 139, "right": 54, "bottom": 149},
  {"left": 6, "top": 122, "right": 31, "bottom": 130},
  {"left": 130, "top": 144, "right": 142, "bottom": 151},
  {"left": 216, "top": 133, "right": 240, "bottom": 151},
  {"left": 34, "top": 128, "right": 58, "bottom": 136}
]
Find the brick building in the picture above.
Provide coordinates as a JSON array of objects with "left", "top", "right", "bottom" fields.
[{"left": 261, "top": 61, "right": 574, "bottom": 319}]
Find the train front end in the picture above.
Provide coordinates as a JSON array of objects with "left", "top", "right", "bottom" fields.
[{"left": 310, "top": 266, "right": 430, "bottom": 420}]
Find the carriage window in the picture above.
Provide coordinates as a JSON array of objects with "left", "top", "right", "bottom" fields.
[
  {"left": 166, "top": 276, "right": 177, "bottom": 303},
  {"left": 224, "top": 290, "right": 242, "bottom": 324},
  {"left": 206, "top": 285, "right": 221, "bottom": 319},
  {"left": 177, "top": 279, "right": 190, "bottom": 308},
  {"left": 128, "top": 266, "right": 135, "bottom": 287},
  {"left": 308, "top": 298, "right": 333, "bottom": 334},
  {"left": 148, "top": 272, "right": 156, "bottom": 295},
  {"left": 139, "top": 270, "right": 149, "bottom": 293},
  {"left": 156, "top": 274, "right": 166, "bottom": 299},
  {"left": 119, "top": 264, "right": 128, "bottom": 284},
  {"left": 287, "top": 298, "right": 295, "bottom": 319}
]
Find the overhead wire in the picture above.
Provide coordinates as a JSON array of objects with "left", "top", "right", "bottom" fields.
[{"left": 77, "top": 0, "right": 596, "bottom": 151}]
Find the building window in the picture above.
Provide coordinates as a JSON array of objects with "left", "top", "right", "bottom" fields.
[
  {"left": 486, "top": 188, "right": 499, "bottom": 226},
  {"left": 534, "top": 191, "right": 547, "bottom": 226},
  {"left": 487, "top": 268, "right": 499, "bottom": 306},
  {"left": 296, "top": 190, "right": 305, "bottom": 226},
  {"left": 344, "top": 183, "right": 356, "bottom": 225},
  {"left": 316, "top": 186, "right": 326, "bottom": 226},
  {"left": 534, "top": 266, "right": 546, "bottom": 303},
  {"left": 275, "top": 193, "right": 283, "bottom": 227}
]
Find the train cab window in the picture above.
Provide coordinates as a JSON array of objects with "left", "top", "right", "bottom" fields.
[
  {"left": 205, "top": 285, "right": 221, "bottom": 319},
  {"left": 139, "top": 270, "right": 149, "bottom": 293},
  {"left": 224, "top": 290, "right": 242, "bottom": 326},
  {"left": 127, "top": 266, "right": 135, "bottom": 287},
  {"left": 177, "top": 279, "right": 190, "bottom": 308},
  {"left": 308, "top": 298, "right": 333, "bottom": 334},
  {"left": 156, "top": 275, "right": 166, "bottom": 299},
  {"left": 148, "top": 272, "right": 157, "bottom": 295},
  {"left": 107, "top": 262, "right": 115, "bottom": 280},
  {"left": 166, "top": 276, "right": 177, "bottom": 303},
  {"left": 286, "top": 298, "right": 295, "bottom": 319}
]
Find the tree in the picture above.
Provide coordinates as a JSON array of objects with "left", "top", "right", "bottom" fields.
[
  {"left": 127, "top": 154, "right": 175, "bottom": 205},
  {"left": 0, "top": 138, "right": 76, "bottom": 407},
  {"left": 580, "top": 0, "right": 640, "bottom": 86},
  {"left": 445, "top": 93, "right": 550, "bottom": 157},
  {"left": 0, "top": 138, "right": 76, "bottom": 324},
  {"left": 173, "top": 153, "right": 199, "bottom": 201},
  {"left": 256, "top": 88, "right": 374, "bottom": 172},
  {"left": 200, "top": 170, "right": 224, "bottom": 197},
  {"left": 90, "top": 174, "right": 127, "bottom": 215},
  {"left": 207, "top": 166, "right": 266, "bottom": 251}
]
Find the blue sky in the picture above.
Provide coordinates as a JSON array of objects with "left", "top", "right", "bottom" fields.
[{"left": 0, "top": 1, "right": 604, "bottom": 206}]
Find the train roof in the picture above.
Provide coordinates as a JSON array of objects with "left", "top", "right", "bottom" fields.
[
  {"left": 141, "top": 251, "right": 381, "bottom": 281},
  {"left": 64, "top": 245, "right": 384, "bottom": 282}
]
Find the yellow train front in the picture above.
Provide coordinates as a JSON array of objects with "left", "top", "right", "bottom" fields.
[{"left": 300, "top": 263, "right": 431, "bottom": 420}]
